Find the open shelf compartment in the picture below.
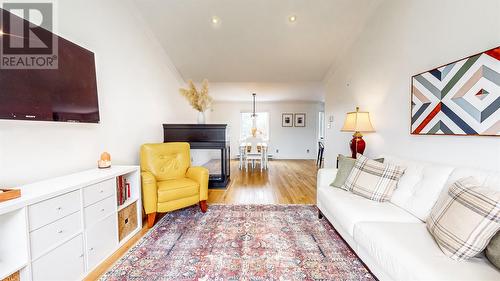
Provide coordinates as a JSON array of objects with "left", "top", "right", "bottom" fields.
[
  {"left": 116, "top": 171, "right": 139, "bottom": 209},
  {"left": 0, "top": 208, "right": 29, "bottom": 280}
]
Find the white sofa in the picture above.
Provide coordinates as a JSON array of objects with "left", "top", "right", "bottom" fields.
[{"left": 317, "top": 155, "right": 500, "bottom": 281}]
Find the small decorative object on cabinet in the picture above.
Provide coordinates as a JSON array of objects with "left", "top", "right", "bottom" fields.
[
  {"left": 341, "top": 107, "right": 375, "bottom": 158},
  {"left": 179, "top": 79, "right": 213, "bottom": 124},
  {"left": 282, "top": 113, "right": 293, "bottom": 127},
  {"left": 97, "top": 152, "right": 111, "bottom": 169},
  {"left": 0, "top": 188, "right": 20, "bottom": 202},
  {"left": 411, "top": 46, "right": 499, "bottom": 136},
  {"left": 1, "top": 271, "right": 20, "bottom": 281},
  {"left": 294, "top": 113, "right": 306, "bottom": 127}
]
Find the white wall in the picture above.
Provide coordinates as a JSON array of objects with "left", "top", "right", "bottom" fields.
[
  {"left": 323, "top": 0, "right": 500, "bottom": 171},
  {"left": 210, "top": 100, "right": 324, "bottom": 159},
  {"left": 0, "top": 0, "right": 198, "bottom": 186}
]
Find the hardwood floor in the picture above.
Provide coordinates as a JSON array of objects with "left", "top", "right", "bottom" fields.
[
  {"left": 85, "top": 159, "right": 318, "bottom": 280},
  {"left": 208, "top": 159, "right": 318, "bottom": 204}
]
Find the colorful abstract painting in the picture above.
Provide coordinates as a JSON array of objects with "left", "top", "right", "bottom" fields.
[{"left": 411, "top": 47, "right": 500, "bottom": 136}]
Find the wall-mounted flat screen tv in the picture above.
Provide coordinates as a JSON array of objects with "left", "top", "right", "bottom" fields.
[{"left": 0, "top": 8, "right": 99, "bottom": 123}]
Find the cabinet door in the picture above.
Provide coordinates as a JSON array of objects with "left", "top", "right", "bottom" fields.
[
  {"left": 86, "top": 214, "right": 118, "bottom": 271},
  {"left": 31, "top": 234, "right": 85, "bottom": 281}
]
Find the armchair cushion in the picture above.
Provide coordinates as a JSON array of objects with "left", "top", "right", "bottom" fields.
[
  {"left": 158, "top": 178, "right": 199, "bottom": 202},
  {"left": 140, "top": 143, "right": 191, "bottom": 181}
]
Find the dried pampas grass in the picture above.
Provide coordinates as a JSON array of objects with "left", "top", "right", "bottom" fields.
[{"left": 179, "top": 79, "right": 213, "bottom": 112}]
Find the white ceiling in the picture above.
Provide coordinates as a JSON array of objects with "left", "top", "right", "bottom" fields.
[
  {"left": 133, "top": 0, "right": 380, "bottom": 83},
  {"left": 209, "top": 82, "right": 325, "bottom": 102}
]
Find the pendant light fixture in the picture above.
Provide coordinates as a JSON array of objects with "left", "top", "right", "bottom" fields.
[
  {"left": 252, "top": 93, "right": 257, "bottom": 117},
  {"left": 251, "top": 93, "right": 258, "bottom": 137}
]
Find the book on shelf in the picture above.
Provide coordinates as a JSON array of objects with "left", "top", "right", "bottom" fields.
[
  {"left": 116, "top": 175, "right": 133, "bottom": 206},
  {"left": 123, "top": 178, "right": 128, "bottom": 203},
  {"left": 116, "top": 176, "right": 121, "bottom": 205},
  {"left": 116, "top": 175, "right": 129, "bottom": 206}
]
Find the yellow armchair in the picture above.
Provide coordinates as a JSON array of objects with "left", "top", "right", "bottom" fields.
[{"left": 140, "top": 142, "right": 209, "bottom": 227}]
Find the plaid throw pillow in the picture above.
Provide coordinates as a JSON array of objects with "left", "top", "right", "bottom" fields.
[
  {"left": 427, "top": 177, "right": 500, "bottom": 261},
  {"left": 342, "top": 154, "right": 405, "bottom": 202}
]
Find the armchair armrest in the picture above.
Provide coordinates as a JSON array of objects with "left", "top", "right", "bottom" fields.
[
  {"left": 317, "top": 168, "right": 338, "bottom": 188},
  {"left": 141, "top": 171, "right": 158, "bottom": 214},
  {"left": 186, "top": 166, "right": 209, "bottom": 201}
]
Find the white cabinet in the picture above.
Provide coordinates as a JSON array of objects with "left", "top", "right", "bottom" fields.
[
  {"left": 86, "top": 214, "right": 118, "bottom": 270},
  {"left": 0, "top": 166, "right": 142, "bottom": 281},
  {"left": 31, "top": 234, "right": 85, "bottom": 281}
]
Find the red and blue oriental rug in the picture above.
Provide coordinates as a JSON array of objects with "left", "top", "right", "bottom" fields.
[{"left": 101, "top": 204, "right": 375, "bottom": 281}]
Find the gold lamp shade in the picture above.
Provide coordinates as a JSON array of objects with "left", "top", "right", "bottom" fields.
[{"left": 341, "top": 107, "right": 375, "bottom": 133}]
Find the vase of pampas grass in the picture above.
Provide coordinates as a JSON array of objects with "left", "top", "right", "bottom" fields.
[
  {"left": 197, "top": 111, "right": 206, "bottom": 124},
  {"left": 179, "top": 79, "right": 213, "bottom": 124}
]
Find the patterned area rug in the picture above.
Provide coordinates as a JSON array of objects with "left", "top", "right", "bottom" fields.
[{"left": 101, "top": 205, "right": 375, "bottom": 281}]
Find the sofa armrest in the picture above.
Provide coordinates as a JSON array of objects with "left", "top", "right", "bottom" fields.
[
  {"left": 317, "top": 168, "right": 338, "bottom": 188},
  {"left": 141, "top": 171, "right": 158, "bottom": 214},
  {"left": 186, "top": 166, "right": 209, "bottom": 201}
]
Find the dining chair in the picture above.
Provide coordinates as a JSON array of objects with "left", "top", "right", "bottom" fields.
[
  {"left": 244, "top": 137, "right": 265, "bottom": 171},
  {"left": 317, "top": 141, "right": 324, "bottom": 168}
]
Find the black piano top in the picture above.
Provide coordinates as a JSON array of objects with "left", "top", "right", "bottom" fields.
[{"left": 163, "top": 124, "right": 229, "bottom": 148}]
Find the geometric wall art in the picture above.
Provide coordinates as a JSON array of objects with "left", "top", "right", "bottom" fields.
[{"left": 411, "top": 46, "right": 500, "bottom": 136}]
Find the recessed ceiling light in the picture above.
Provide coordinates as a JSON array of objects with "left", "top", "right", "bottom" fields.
[
  {"left": 288, "top": 15, "right": 297, "bottom": 22},
  {"left": 211, "top": 16, "right": 220, "bottom": 24}
]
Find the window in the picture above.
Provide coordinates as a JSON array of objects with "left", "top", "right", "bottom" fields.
[{"left": 240, "top": 112, "right": 270, "bottom": 141}]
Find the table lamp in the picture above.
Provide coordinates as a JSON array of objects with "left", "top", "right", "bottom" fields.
[{"left": 341, "top": 107, "right": 375, "bottom": 158}]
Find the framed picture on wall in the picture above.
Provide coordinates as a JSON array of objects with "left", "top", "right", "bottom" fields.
[
  {"left": 410, "top": 46, "right": 499, "bottom": 136},
  {"left": 282, "top": 113, "right": 293, "bottom": 127},
  {"left": 294, "top": 113, "right": 306, "bottom": 127}
]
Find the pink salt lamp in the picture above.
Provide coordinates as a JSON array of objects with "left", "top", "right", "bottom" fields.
[{"left": 98, "top": 152, "right": 111, "bottom": 169}]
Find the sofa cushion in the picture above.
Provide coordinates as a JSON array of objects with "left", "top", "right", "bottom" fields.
[
  {"left": 331, "top": 155, "right": 384, "bottom": 189},
  {"left": 382, "top": 155, "right": 455, "bottom": 221},
  {"left": 331, "top": 155, "right": 356, "bottom": 190},
  {"left": 427, "top": 177, "right": 500, "bottom": 261},
  {"left": 343, "top": 154, "right": 405, "bottom": 202},
  {"left": 486, "top": 231, "right": 500, "bottom": 269},
  {"left": 353, "top": 222, "right": 500, "bottom": 281},
  {"left": 316, "top": 185, "right": 420, "bottom": 236},
  {"left": 445, "top": 168, "right": 500, "bottom": 192}
]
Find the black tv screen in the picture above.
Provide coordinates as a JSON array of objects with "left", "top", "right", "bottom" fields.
[{"left": 0, "top": 8, "right": 99, "bottom": 123}]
